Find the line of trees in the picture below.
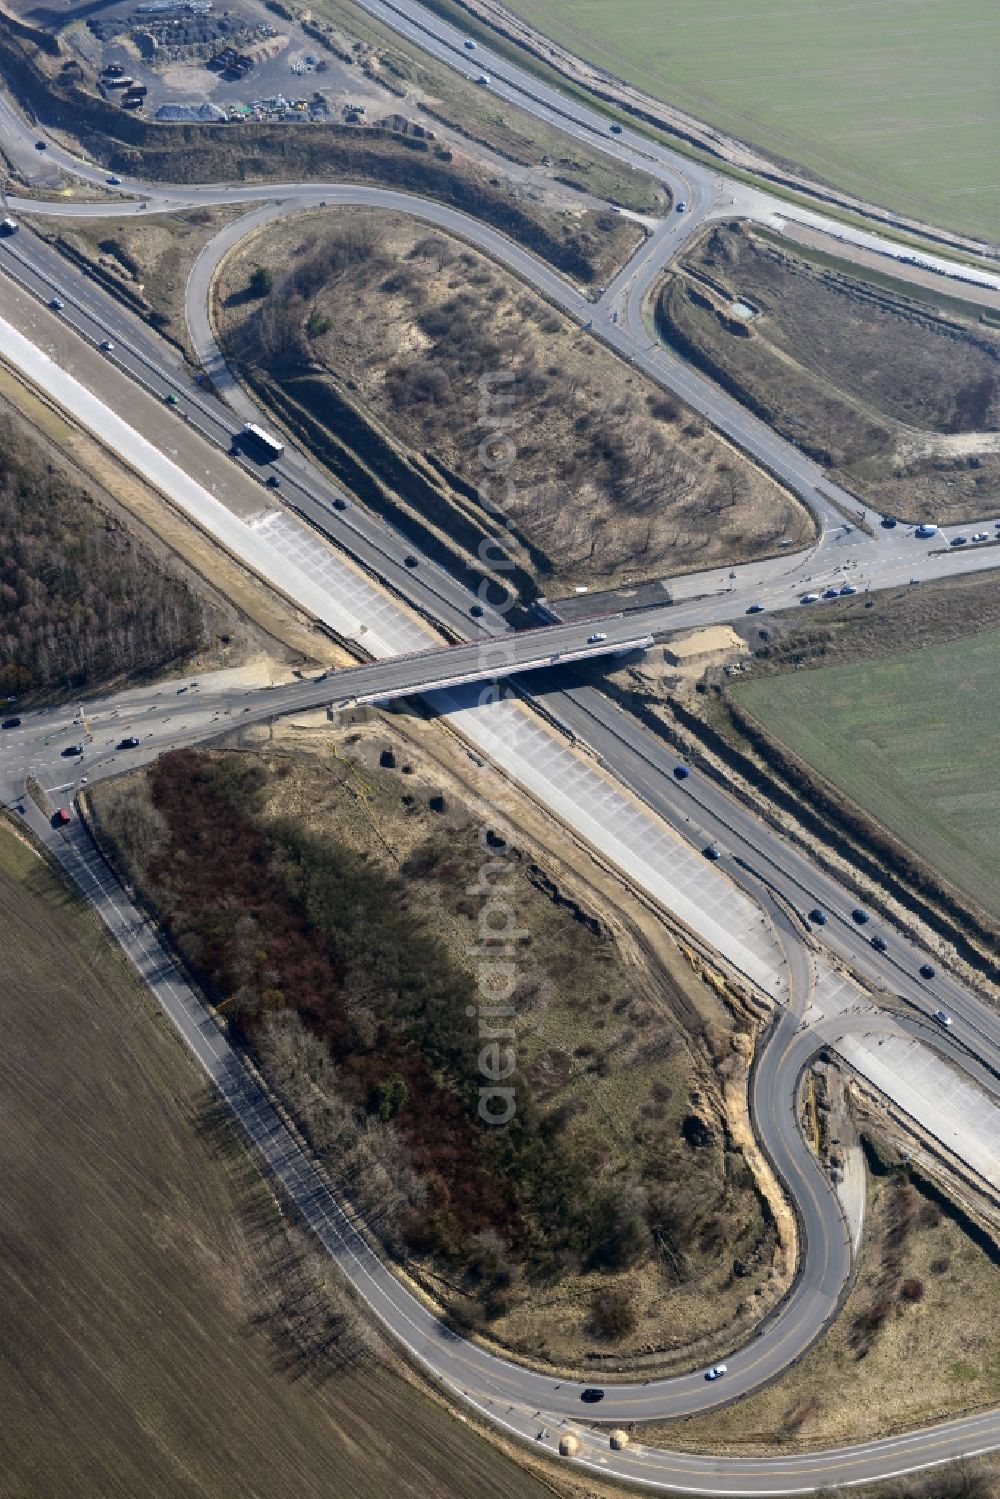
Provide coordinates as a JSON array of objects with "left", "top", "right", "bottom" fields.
[{"left": 0, "top": 422, "right": 205, "bottom": 698}]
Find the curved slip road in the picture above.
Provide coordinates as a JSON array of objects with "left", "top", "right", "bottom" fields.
[
  {"left": 0, "top": 87, "right": 998, "bottom": 1493},
  {"left": 0, "top": 184, "right": 996, "bottom": 1486},
  {"left": 22, "top": 796, "right": 1000, "bottom": 1494},
  {"left": 5, "top": 106, "right": 1000, "bottom": 579}
]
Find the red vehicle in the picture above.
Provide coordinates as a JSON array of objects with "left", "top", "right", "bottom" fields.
[{"left": 53, "top": 807, "right": 71, "bottom": 827}]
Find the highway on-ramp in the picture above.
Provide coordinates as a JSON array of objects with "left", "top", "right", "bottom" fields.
[
  {"left": 0, "top": 71, "right": 997, "bottom": 1494},
  {"left": 0, "top": 211, "right": 996, "bottom": 1488},
  {"left": 17, "top": 778, "right": 1000, "bottom": 1495}
]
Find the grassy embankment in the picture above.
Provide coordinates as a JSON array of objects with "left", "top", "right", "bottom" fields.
[
  {"left": 90, "top": 723, "right": 782, "bottom": 1370},
  {"left": 1, "top": 8, "right": 662, "bottom": 288},
  {"left": 588, "top": 568, "right": 1000, "bottom": 986},
  {"left": 28, "top": 205, "right": 248, "bottom": 356},
  {"left": 483, "top": 0, "right": 1000, "bottom": 242},
  {"left": 286, "top": 0, "right": 667, "bottom": 214},
  {"left": 653, "top": 1140, "right": 1000, "bottom": 1453},
  {"left": 656, "top": 221, "right": 1000, "bottom": 523},
  {"left": 733, "top": 629, "right": 1000, "bottom": 921},
  {"left": 0, "top": 818, "right": 558, "bottom": 1499},
  {"left": 216, "top": 209, "right": 812, "bottom": 598}
]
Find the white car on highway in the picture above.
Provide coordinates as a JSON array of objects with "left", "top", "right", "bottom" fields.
[
  {"left": 587, "top": 632, "right": 607, "bottom": 644},
  {"left": 705, "top": 1363, "right": 728, "bottom": 1381}
]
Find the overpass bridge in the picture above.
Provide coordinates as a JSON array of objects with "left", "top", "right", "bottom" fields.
[{"left": 324, "top": 624, "right": 655, "bottom": 707}]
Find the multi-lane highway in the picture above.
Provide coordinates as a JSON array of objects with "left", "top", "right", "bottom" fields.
[
  {"left": 9, "top": 656, "right": 1000, "bottom": 1097},
  {"left": 0, "top": 44, "right": 998, "bottom": 1494},
  {"left": 4, "top": 140, "right": 998, "bottom": 606},
  {"left": 8, "top": 187, "right": 1000, "bottom": 625},
  {"left": 10, "top": 664, "right": 1000, "bottom": 1493},
  {"left": 24, "top": 793, "right": 999, "bottom": 1495},
  {"left": 350, "top": 0, "right": 1000, "bottom": 268}
]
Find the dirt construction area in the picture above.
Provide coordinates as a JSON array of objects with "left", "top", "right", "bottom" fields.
[
  {"left": 216, "top": 208, "right": 812, "bottom": 595},
  {"left": 657, "top": 221, "right": 1000, "bottom": 523}
]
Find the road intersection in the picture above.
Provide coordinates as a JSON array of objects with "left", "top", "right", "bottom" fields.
[{"left": 0, "top": 52, "right": 998, "bottom": 1492}]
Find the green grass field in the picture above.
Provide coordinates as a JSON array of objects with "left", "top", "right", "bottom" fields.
[
  {"left": 734, "top": 629, "right": 1000, "bottom": 915},
  {"left": 502, "top": 0, "right": 1000, "bottom": 241}
]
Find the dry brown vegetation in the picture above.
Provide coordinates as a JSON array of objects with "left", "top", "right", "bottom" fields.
[
  {"left": 1, "top": 7, "right": 656, "bottom": 290},
  {"left": 0, "top": 413, "right": 208, "bottom": 700},
  {"left": 597, "top": 574, "right": 1000, "bottom": 986},
  {"left": 740, "top": 568, "right": 1000, "bottom": 678},
  {"left": 91, "top": 721, "right": 780, "bottom": 1369},
  {"left": 653, "top": 1145, "right": 1000, "bottom": 1453},
  {"left": 657, "top": 221, "right": 1000, "bottom": 522},
  {"left": 9, "top": 0, "right": 663, "bottom": 218},
  {"left": 306, "top": 0, "right": 667, "bottom": 214},
  {"left": 0, "top": 820, "right": 556, "bottom": 1499},
  {"left": 32, "top": 205, "right": 248, "bottom": 353},
  {"left": 217, "top": 210, "right": 811, "bottom": 594}
]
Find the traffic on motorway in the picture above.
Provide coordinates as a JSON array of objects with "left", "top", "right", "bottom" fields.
[{"left": 0, "top": 41, "right": 998, "bottom": 1494}]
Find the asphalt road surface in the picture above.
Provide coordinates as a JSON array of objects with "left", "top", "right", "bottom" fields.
[
  {"left": 0, "top": 248, "right": 997, "bottom": 1488},
  {"left": 0, "top": 72, "right": 998, "bottom": 1493},
  {"left": 8, "top": 189, "right": 1000, "bottom": 624},
  {"left": 19, "top": 762, "right": 1000, "bottom": 1496}
]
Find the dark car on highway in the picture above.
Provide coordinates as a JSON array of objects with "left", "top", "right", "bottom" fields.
[
  {"left": 404, "top": 554, "right": 418, "bottom": 567},
  {"left": 851, "top": 908, "right": 870, "bottom": 924},
  {"left": 470, "top": 603, "right": 484, "bottom": 618},
  {"left": 62, "top": 743, "right": 83, "bottom": 756},
  {"left": 871, "top": 935, "right": 887, "bottom": 952},
  {"left": 919, "top": 963, "right": 936, "bottom": 979},
  {"left": 881, "top": 516, "right": 897, "bottom": 528},
  {"left": 580, "top": 1388, "right": 605, "bottom": 1403},
  {"left": 808, "top": 907, "right": 827, "bottom": 925},
  {"left": 52, "top": 807, "right": 71, "bottom": 827},
  {"left": 703, "top": 845, "right": 721, "bottom": 861},
  {"left": 118, "top": 736, "right": 140, "bottom": 749},
  {"left": 746, "top": 602, "right": 764, "bottom": 614},
  {"left": 673, "top": 765, "right": 690, "bottom": 780},
  {"left": 2, "top": 716, "right": 21, "bottom": 729},
  {"left": 332, "top": 497, "right": 347, "bottom": 511}
]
